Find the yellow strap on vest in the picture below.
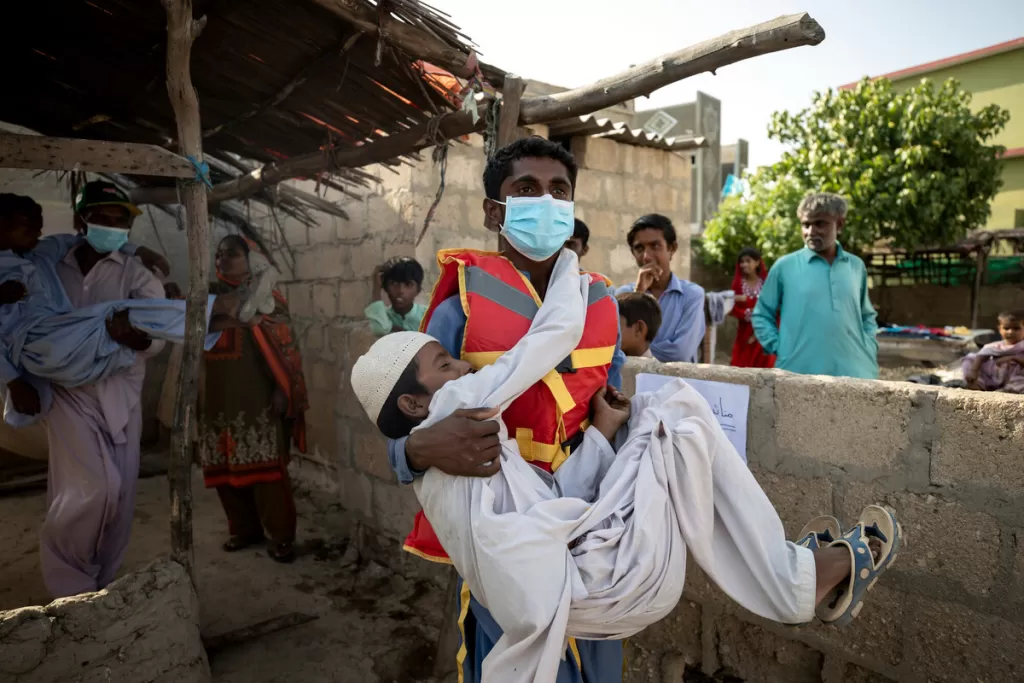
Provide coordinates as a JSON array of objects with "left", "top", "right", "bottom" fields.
[
  {"left": 463, "top": 346, "right": 616, "bottom": 371},
  {"left": 540, "top": 370, "right": 576, "bottom": 414}
]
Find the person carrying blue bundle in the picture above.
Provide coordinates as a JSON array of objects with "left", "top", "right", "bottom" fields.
[{"left": 0, "top": 187, "right": 274, "bottom": 427}]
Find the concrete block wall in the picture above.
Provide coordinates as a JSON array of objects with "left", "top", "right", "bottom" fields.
[{"left": 618, "top": 360, "right": 1024, "bottom": 683}]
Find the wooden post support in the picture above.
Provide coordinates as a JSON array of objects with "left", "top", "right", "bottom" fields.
[
  {"left": 163, "top": 0, "right": 209, "bottom": 581},
  {"left": 970, "top": 247, "right": 989, "bottom": 329},
  {"left": 496, "top": 75, "right": 526, "bottom": 148}
]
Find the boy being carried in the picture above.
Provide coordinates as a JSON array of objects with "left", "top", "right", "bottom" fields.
[{"left": 352, "top": 249, "right": 901, "bottom": 683}]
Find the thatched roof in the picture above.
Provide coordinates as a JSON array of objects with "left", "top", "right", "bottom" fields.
[{"left": 3, "top": 0, "right": 496, "bottom": 224}]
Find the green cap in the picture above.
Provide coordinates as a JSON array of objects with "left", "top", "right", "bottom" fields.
[{"left": 75, "top": 181, "right": 142, "bottom": 217}]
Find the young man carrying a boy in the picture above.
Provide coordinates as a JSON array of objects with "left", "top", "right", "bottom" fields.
[{"left": 385, "top": 137, "right": 626, "bottom": 682}]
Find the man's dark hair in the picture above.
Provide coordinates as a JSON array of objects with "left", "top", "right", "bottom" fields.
[
  {"left": 220, "top": 234, "right": 250, "bottom": 254},
  {"left": 376, "top": 357, "right": 428, "bottom": 439},
  {"left": 616, "top": 292, "right": 662, "bottom": 342},
  {"left": 573, "top": 218, "right": 590, "bottom": 248},
  {"left": 0, "top": 194, "right": 41, "bottom": 221},
  {"left": 482, "top": 136, "right": 578, "bottom": 200},
  {"left": 737, "top": 247, "right": 762, "bottom": 263},
  {"left": 627, "top": 214, "right": 677, "bottom": 248},
  {"left": 381, "top": 256, "right": 424, "bottom": 289}
]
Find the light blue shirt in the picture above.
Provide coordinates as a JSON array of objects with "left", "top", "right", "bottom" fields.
[
  {"left": 617, "top": 274, "right": 705, "bottom": 363},
  {"left": 752, "top": 245, "right": 878, "bottom": 379},
  {"left": 387, "top": 293, "right": 626, "bottom": 485}
]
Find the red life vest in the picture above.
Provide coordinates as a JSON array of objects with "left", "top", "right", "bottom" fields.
[{"left": 402, "top": 249, "right": 620, "bottom": 563}]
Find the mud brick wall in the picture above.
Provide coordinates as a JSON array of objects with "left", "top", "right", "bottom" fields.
[
  {"left": 0, "top": 560, "right": 209, "bottom": 683},
  {"left": 618, "top": 360, "right": 1024, "bottom": 683}
]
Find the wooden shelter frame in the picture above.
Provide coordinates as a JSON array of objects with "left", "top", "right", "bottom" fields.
[{"left": 0, "top": 3, "right": 825, "bottom": 582}]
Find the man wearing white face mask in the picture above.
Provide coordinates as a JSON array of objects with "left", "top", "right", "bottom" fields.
[{"left": 383, "top": 137, "right": 627, "bottom": 682}]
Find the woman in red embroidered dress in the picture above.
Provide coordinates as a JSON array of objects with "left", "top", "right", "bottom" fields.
[
  {"left": 199, "top": 235, "right": 309, "bottom": 563},
  {"left": 730, "top": 247, "right": 776, "bottom": 369}
]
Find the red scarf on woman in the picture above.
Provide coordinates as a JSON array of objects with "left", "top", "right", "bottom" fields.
[{"left": 216, "top": 271, "right": 309, "bottom": 454}]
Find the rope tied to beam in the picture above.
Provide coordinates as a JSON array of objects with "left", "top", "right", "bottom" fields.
[
  {"left": 415, "top": 114, "right": 451, "bottom": 247},
  {"left": 185, "top": 155, "right": 214, "bottom": 190}
]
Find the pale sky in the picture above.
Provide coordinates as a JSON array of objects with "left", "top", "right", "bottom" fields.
[{"left": 430, "top": 0, "right": 1024, "bottom": 169}]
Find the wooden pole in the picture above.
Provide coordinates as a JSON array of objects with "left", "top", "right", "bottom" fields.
[
  {"left": 132, "top": 12, "right": 824, "bottom": 208},
  {"left": 519, "top": 13, "right": 825, "bottom": 124},
  {"left": 163, "top": 0, "right": 209, "bottom": 580},
  {"left": 496, "top": 75, "right": 526, "bottom": 148}
]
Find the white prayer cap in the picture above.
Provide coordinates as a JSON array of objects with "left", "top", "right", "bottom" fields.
[{"left": 351, "top": 331, "right": 435, "bottom": 424}]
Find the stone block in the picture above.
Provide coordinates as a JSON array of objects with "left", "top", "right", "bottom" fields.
[
  {"left": 353, "top": 424, "right": 396, "bottom": 482},
  {"left": 338, "top": 279, "right": 372, "bottom": 319},
  {"left": 902, "top": 594, "right": 1024, "bottom": 682},
  {"left": 609, "top": 244, "right": 638, "bottom": 278},
  {"left": 312, "top": 281, "right": 339, "bottom": 318},
  {"left": 0, "top": 561, "right": 210, "bottom": 683},
  {"left": 371, "top": 478, "right": 423, "bottom": 539},
  {"left": 584, "top": 208, "right": 623, "bottom": 241},
  {"left": 287, "top": 282, "right": 314, "bottom": 318},
  {"left": 346, "top": 240, "right": 385, "bottom": 280},
  {"left": 620, "top": 143, "right": 636, "bottom": 176},
  {"left": 932, "top": 390, "right": 1024, "bottom": 489},
  {"left": 293, "top": 244, "right": 349, "bottom": 280},
  {"left": 573, "top": 170, "right": 607, "bottom": 206},
  {"left": 310, "top": 361, "right": 339, "bottom": 393},
  {"left": 307, "top": 216, "right": 337, "bottom": 245},
  {"left": 667, "top": 152, "right": 690, "bottom": 181},
  {"left": 715, "top": 614, "right": 823, "bottom": 683},
  {"left": 624, "top": 177, "right": 653, "bottom": 208},
  {"left": 751, "top": 468, "right": 833, "bottom": 540},
  {"left": 601, "top": 172, "right": 625, "bottom": 207},
  {"left": 574, "top": 136, "right": 620, "bottom": 173},
  {"left": 281, "top": 215, "right": 308, "bottom": 247},
  {"left": 775, "top": 375, "right": 913, "bottom": 471},
  {"left": 839, "top": 485, "right": 999, "bottom": 596},
  {"left": 300, "top": 322, "right": 323, "bottom": 353},
  {"left": 337, "top": 465, "right": 374, "bottom": 519},
  {"left": 653, "top": 184, "right": 678, "bottom": 214}
]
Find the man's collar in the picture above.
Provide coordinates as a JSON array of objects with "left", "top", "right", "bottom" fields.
[
  {"left": 802, "top": 244, "right": 848, "bottom": 262},
  {"left": 664, "top": 273, "right": 686, "bottom": 292},
  {"left": 63, "top": 239, "right": 126, "bottom": 267}
]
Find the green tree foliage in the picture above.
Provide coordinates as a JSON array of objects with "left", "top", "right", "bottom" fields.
[{"left": 702, "top": 78, "right": 1010, "bottom": 270}]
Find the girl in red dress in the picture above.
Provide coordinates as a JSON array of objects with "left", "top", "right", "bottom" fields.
[{"left": 730, "top": 247, "right": 776, "bottom": 368}]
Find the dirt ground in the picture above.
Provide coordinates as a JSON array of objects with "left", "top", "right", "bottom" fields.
[{"left": 0, "top": 459, "right": 451, "bottom": 683}]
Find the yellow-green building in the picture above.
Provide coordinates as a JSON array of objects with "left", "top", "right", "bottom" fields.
[{"left": 845, "top": 37, "right": 1024, "bottom": 231}]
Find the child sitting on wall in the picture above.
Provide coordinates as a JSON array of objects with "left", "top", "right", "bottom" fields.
[
  {"left": 616, "top": 291, "right": 661, "bottom": 358},
  {"left": 963, "top": 311, "right": 1024, "bottom": 393},
  {"left": 365, "top": 256, "right": 427, "bottom": 336},
  {"left": 350, "top": 248, "right": 901, "bottom": 682}
]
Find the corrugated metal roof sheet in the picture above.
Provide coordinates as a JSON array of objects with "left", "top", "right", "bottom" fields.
[{"left": 547, "top": 115, "right": 706, "bottom": 151}]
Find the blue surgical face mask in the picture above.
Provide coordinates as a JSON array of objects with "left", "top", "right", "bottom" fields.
[
  {"left": 84, "top": 224, "right": 130, "bottom": 253},
  {"left": 495, "top": 195, "right": 575, "bottom": 262}
]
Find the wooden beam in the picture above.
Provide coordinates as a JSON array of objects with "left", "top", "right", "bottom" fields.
[
  {"left": 131, "top": 105, "right": 489, "bottom": 206},
  {"left": 133, "top": 12, "right": 824, "bottom": 207},
  {"left": 163, "top": 0, "right": 209, "bottom": 582},
  {"left": 519, "top": 13, "right": 825, "bottom": 124},
  {"left": 308, "top": 0, "right": 506, "bottom": 86},
  {"left": 0, "top": 133, "right": 195, "bottom": 178},
  {"left": 496, "top": 75, "right": 526, "bottom": 148}
]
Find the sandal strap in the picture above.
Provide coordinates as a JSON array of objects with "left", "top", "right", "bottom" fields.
[{"left": 862, "top": 521, "right": 888, "bottom": 544}]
